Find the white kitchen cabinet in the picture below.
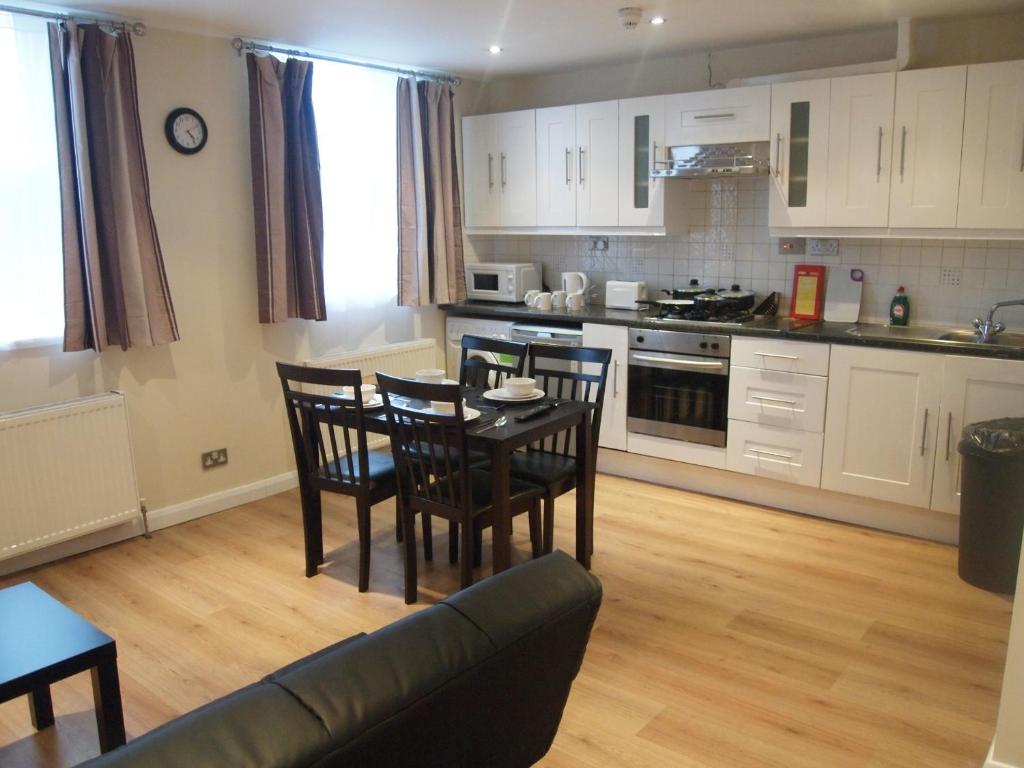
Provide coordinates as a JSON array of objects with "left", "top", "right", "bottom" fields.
[
  {"left": 889, "top": 66, "right": 967, "bottom": 229},
  {"left": 957, "top": 60, "right": 1024, "bottom": 229},
  {"left": 618, "top": 95, "right": 665, "bottom": 227},
  {"left": 728, "top": 367, "right": 828, "bottom": 433},
  {"left": 825, "top": 73, "right": 896, "bottom": 227},
  {"left": 730, "top": 337, "right": 830, "bottom": 376},
  {"left": 536, "top": 105, "right": 576, "bottom": 226},
  {"left": 461, "top": 110, "right": 537, "bottom": 228},
  {"left": 727, "top": 420, "right": 824, "bottom": 488},
  {"left": 769, "top": 79, "right": 830, "bottom": 228},
  {"left": 582, "top": 323, "right": 628, "bottom": 451},
  {"left": 930, "top": 355, "right": 1024, "bottom": 515},
  {"left": 575, "top": 100, "right": 619, "bottom": 227},
  {"left": 821, "top": 346, "right": 943, "bottom": 508},
  {"left": 664, "top": 85, "right": 770, "bottom": 146}
]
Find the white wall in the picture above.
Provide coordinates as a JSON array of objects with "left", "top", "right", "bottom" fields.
[
  {"left": 0, "top": 26, "right": 471, "bottom": 529},
  {"left": 990, "top": 539, "right": 1024, "bottom": 768}
]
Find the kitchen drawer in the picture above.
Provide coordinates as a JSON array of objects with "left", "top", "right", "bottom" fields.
[
  {"left": 730, "top": 338, "right": 830, "bottom": 376},
  {"left": 664, "top": 85, "right": 770, "bottom": 146},
  {"left": 726, "top": 420, "right": 823, "bottom": 488},
  {"left": 728, "top": 366, "right": 827, "bottom": 432}
]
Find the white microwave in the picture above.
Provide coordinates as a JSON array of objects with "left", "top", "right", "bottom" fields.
[{"left": 465, "top": 262, "right": 541, "bottom": 303}]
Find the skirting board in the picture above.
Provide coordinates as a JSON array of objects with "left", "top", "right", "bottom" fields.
[
  {"left": 597, "top": 448, "right": 960, "bottom": 544},
  {"left": 986, "top": 742, "right": 1020, "bottom": 768},
  {"left": 0, "top": 471, "right": 299, "bottom": 577}
]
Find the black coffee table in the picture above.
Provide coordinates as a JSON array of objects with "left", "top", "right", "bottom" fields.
[{"left": 0, "top": 582, "right": 126, "bottom": 753}]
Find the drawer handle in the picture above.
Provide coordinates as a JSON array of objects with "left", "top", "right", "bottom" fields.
[
  {"left": 748, "top": 447, "right": 794, "bottom": 461},
  {"left": 750, "top": 395, "right": 798, "bottom": 406},
  {"left": 753, "top": 351, "right": 799, "bottom": 360},
  {"left": 694, "top": 112, "right": 736, "bottom": 120}
]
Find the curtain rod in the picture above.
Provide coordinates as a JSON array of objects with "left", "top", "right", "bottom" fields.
[
  {"left": 0, "top": 3, "right": 146, "bottom": 34},
  {"left": 231, "top": 37, "right": 461, "bottom": 86}
]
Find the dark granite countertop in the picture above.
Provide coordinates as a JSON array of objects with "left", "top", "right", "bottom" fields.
[{"left": 442, "top": 301, "right": 1024, "bottom": 361}]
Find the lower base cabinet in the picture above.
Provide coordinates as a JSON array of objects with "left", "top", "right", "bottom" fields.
[
  {"left": 726, "top": 420, "right": 824, "bottom": 487},
  {"left": 582, "top": 323, "right": 628, "bottom": 451}
]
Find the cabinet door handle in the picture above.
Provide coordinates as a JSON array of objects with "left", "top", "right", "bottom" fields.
[
  {"left": 774, "top": 133, "right": 782, "bottom": 179},
  {"left": 500, "top": 152, "right": 507, "bottom": 188},
  {"left": 614, "top": 359, "right": 620, "bottom": 396},
  {"left": 876, "top": 126, "right": 883, "bottom": 182},
  {"left": 579, "top": 147, "right": 585, "bottom": 185},
  {"left": 652, "top": 140, "right": 658, "bottom": 174},
  {"left": 920, "top": 408, "right": 929, "bottom": 457},
  {"left": 488, "top": 153, "right": 494, "bottom": 189},
  {"left": 899, "top": 126, "right": 907, "bottom": 181},
  {"left": 1020, "top": 126, "right": 1024, "bottom": 172},
  {"left": 945, "top": 411, "right": 953, "bottom": 461},
  {"left": 565, "top": 147, "right": 572, "bottom": 185}
]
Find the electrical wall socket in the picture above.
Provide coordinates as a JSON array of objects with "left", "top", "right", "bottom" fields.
[
  {"left": 589, "top": 237, "right": 609, "bottom": 252},
  {"left": 808, "top": 238, "right": 839, "bottom": 257},
  {"left": 778, "top": 237, "right": 806, "bottom": 255},
  {"left": 202, "top": 448, "right": 228, "bottom": 469},
  {"left": 940, "top": 268, "right": 963, "bottom": 287}
]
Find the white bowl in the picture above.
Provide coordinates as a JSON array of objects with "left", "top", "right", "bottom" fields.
[
  {"left": 430, "top": 398, "right": 465, "bottom": 415},
  {"left": 415, "top": 368, "right": 446, "bottom": 384},
  {"left": 359, "top": 384, "right": 377, "bottom": 403},
  {"left": 505, "top": 377, "right": 536, "bottom": 397}
]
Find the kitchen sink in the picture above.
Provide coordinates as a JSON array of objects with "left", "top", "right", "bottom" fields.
[
  {"left": 843, "top": 325, "right": 941, "bottom": 340},
  {"left": 936, "top": 330, "right": 1024, "bottom": 346}
]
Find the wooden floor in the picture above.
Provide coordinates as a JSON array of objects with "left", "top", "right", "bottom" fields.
[{"left": 0, "top": 474, "right": 1012, "bottom": 768}]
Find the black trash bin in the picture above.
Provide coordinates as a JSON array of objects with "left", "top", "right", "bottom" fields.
[{"left": 958, "top": 417, "right": 1024, "bottom": 594}]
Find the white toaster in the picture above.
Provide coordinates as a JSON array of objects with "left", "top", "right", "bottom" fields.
[{"left": 605, "top": 280, "right": 648, "bottom": 310}]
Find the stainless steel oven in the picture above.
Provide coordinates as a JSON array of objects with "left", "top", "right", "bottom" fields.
[{"left": 626, "top": 328, "right": 730, "bottom": 447}]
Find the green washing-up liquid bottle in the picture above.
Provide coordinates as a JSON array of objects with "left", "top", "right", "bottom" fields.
[{"left": 890, "top": 286, "right": 910, "bottom": 326}]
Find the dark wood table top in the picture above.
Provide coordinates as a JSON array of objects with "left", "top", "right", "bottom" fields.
[{"left": 0, "top": 582, "right": 114, "bottom": 691}]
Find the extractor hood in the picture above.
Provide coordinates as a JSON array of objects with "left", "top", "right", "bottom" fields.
[{"left": 651, "top": 141, "right": 770, "bottom": 179}]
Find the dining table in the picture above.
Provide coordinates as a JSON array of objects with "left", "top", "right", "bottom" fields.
[{"left": 354, "top": 386, "right": 596, "bottom": 572}]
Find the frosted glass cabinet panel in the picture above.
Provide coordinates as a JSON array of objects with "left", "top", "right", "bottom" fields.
[
  {"left": 618, "top": 95, "right": 665, "bottom": 227},
  {"left": 769, "top": 79, "right": 830, "bottom": 228}
]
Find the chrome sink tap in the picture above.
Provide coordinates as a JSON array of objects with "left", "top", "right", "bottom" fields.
[{"left": 973, "top": 298, "right": 1024, "bottom": 342}]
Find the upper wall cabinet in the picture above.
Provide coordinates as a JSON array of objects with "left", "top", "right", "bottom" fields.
[
  {"left": 889, "top": 66, "right": 967, "bottom": 229},
  {"left": 769, "top": 79, "right": 830, "bottom": 228},
  {"left": 536, "top": 105, "right": 577, "bottom": 226},
  {"left": 462, "top": 110, "right": 537, "bottom": 228},
  {"left": 957, "top": 60, "right": 1024, "bottom": 229},
  {"left": 825, "top": 73, "right": 896, "bottom": 227},
  {"left": 618, "top": 95, "right": 665, "bottom": 227},
  {"left": 575, "top": 100, "right": 620, "bottom": 227},
  {"left": 664, "top": 85, "right": 770, "bottom": 145}
]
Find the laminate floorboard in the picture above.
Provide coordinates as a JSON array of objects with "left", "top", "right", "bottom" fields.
[{"left": 0, "top": 474, "right": 1011, "bottom": 767}]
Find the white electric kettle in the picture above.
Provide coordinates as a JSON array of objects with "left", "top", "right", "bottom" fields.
[{"left": 561, "top": 272, "right": 590, "bottom": 302}]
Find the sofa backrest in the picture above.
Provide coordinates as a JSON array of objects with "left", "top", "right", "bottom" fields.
[{"left": 80, "top": 550, "right": 602, "bottom": 768}]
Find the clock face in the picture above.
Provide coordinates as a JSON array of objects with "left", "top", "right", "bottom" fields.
[{"left": 165, "top": 108, "right": 207, "bottom": 155}]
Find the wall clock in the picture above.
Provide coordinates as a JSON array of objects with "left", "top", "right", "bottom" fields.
[{"left": 164, "top": 107, "right": 208, "bottom": 155}]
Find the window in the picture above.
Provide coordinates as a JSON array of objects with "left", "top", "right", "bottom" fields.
[
  {"left": 0, "top": 13, "right": 64, "bottom": 349},
  {"left": 312, "top": 61, "right": 398, "bottom": 311}
]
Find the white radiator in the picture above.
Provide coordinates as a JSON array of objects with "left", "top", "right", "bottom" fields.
[
  {"left": 0, "top": 392, "right": 140, "bottom": 561},
  {"left": 302, "top": 339, "right": 441, "bottom": 450}
]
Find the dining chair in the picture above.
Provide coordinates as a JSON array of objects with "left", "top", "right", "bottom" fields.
[
  {"left": 508, "top": 344, "right": 612, "bottom": 555},
  {"left": 277, "top": 362, "right": 399, "bottom": 592},
  {"left": 377, "top": 372, "right": 544, "bottom": 604},
  {"left": 458, "top": 334, "right": 528, "bottom": 389}
]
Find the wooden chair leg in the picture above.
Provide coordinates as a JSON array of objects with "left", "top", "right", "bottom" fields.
[
  {"left": 528, "top": 498, "right": 542, "bottom": 559},
  {"left": 542, "top": 493, "right": 555, "bottom": 554},
  {"left": 356, "top": 498, "right": 371, "bottom": 593},
  {"left": 402, "top": 502, "right": 418, "bottom": 604},
  {"left": 300, "top": 484, "right": 323, "bottom": 578},
  {"left": 395, "top": 504, "right": 403, "bottom": 542},
  {"left": 448, "top": 522, "right": 459, "bottom": 564},
  {"left": 472, "top": 525, "right": 483, "bottom": 568},
  {"left": 459, "top": 517, "right": 474, "bottom": 589},
  {"left": 422, "top": 513, "right": 433, "bottom": 561}
]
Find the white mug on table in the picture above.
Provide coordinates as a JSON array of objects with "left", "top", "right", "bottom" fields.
[
  {"left": 533, "top": 292, "right": 552, "bottom": 311},
  {"left": 551, "top": 290, "right": 567, "bottom": 309}
]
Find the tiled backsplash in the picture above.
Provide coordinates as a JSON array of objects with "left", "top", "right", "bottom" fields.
[{"left": 465, "top": 177, "right": 1024, "bottom": 329}]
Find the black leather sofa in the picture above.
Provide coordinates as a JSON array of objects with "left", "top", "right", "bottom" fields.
[{"left": 80, "top": 551, "right": 602, "bottom": 768}]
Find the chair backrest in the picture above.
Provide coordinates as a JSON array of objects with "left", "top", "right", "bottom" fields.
[
  {"left": 277, "top": 362, "right": 372, "bottom": 493},
  {"left": 376, "top": 372, "right": 471, "bottom": 516},
  {"left": 526, "top": 344, "right": 612, "bottom": 455},
  {"left": 458, "top": 334, "right": 527, "bottom": 389}
]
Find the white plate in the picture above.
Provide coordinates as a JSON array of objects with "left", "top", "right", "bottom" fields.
[
  {"left": 332, "top": 392, "right": 385, "bottom": 409},
  {"left": 423, "top": 405, "right": 481, "bottom": 421},
  {"left": 482, "top": 388, "right": 546, "bottom": 403}
]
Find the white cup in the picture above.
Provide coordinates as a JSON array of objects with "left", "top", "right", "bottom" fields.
[
  {"left": 415, "top": 368, "right": 446, "bottom": 384},
  {"left": 359, "top": 384, "right": 377, "bottom": 403},
  {"left": 504, "top": 377, "right": 536, "bottom": 397},
  {"left": 551, "top": 290, "right": 567, "bottom": 309},
  {"left": 566, "top": 291, "right": 584, "bottom": 311},
  {"left": 533, "top": 292, "right": 552, "bottom": 311},
  {"left": 524, "top": 289, "right": 541, "bottom": 307},
  {"left": 430, "top": 397, "right": 466, "bottom": 415}
]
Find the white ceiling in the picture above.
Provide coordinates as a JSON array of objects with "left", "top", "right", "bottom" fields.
[{"left": 47, "top": 0, "right": 1024, "bottom": 77}]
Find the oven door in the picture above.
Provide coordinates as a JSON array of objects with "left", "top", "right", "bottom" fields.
[{"left": 627, "top": 349, "right": 729, "bottom": 447}]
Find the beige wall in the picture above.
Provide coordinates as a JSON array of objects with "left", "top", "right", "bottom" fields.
[
  {"left": 990, "top": 540, "right": 1024, "bottom": 767},
  {"left": 471, "top": 11, "right": 1024, "bottom": 114},
  {"left": 0, "top": 26, "right": 462, "bottom": 516}
]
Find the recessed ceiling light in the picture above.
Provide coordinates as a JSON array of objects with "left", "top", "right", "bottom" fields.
[
  {"left": 650, "top": 15, "right": 666, "bottom": 25},
  {"left": 489, "top": 45, "right": 502, "bottom": 54}
]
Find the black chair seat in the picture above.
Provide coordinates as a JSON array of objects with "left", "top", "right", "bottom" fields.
[
  {"left": 509, "top": 451, "right": 576, "bottom": 487},
  {"left": 315, "top": 450, "right": 396, "bottom": 485},
  {"left": 411, "top": 442, "right": 490, "bottom": 469},
  {"left": 429, "top": 469, "right": 542, "bottom": 511}
]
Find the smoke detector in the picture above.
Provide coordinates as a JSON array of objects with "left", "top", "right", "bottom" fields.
[{"left": 618, "top": 7, "right": 643, "bottom": 30}]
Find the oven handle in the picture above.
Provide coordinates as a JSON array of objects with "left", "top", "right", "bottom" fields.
[{"left": 630, "top": 353, "right": 727, "bottom": 372}]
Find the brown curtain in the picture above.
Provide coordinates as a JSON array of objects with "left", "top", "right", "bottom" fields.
[
  {"left": 246, "top": 54, "right": 325, "bottom": 323},
  {"left": 49, "top": 22, "right": 178, "bottom": 352},
  {"left": 397, "top": 78, "right": 465, "bottom": 306}
]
